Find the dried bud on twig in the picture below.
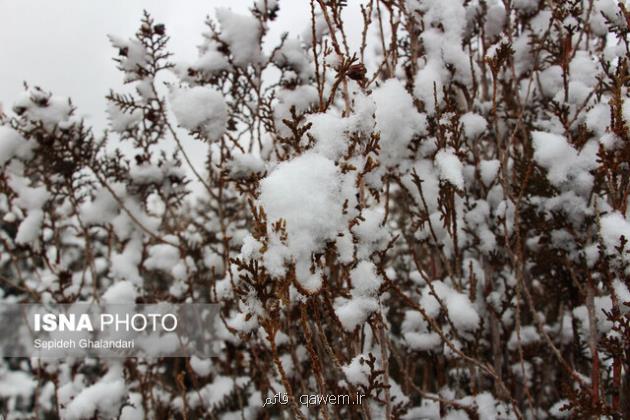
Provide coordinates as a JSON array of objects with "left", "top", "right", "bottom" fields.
[{"left": 347, "top": 63, "right": 367, "bottom": 81}]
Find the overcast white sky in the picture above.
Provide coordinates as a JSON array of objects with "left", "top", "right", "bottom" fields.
[
  {"left": 0, "top": 1, "right": 364, "bottom": 190},
  {"left": 0, "top": 0, "right": 325, "bottom": 129}
]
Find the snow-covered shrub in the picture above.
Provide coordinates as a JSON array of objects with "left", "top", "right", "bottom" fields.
[{"left": 1, "top": 1, "right": 630, "bottom": 418}]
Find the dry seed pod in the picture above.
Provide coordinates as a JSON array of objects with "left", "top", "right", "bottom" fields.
[{"left": 347, "top": 63, "right": 366, "bottom": 81}]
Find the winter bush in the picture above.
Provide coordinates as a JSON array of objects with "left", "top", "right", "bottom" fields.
[{"left": 1, "top": 0, "right": 630, "bottom": 418}]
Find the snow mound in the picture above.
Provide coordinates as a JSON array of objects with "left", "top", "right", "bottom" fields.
[{"left": 169, "top": 86, "right": 227, "bottom": 141}]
